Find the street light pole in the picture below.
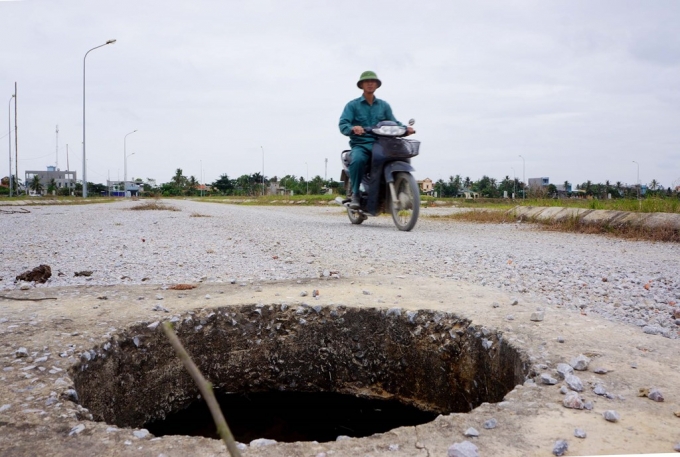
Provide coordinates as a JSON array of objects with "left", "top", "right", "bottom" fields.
[
  {"left": 82, "top": 39, "right": 116, "bottom": 198},
  {"left": 7, "top": 95, "right": 13, "bottom": 197},
  {"left": 261, "top": 146, "right": 264, "bottom": 196},
  {"left": 125, "top": 152, "right": 135, "bottom": 191},
  {"left": 124, "top": 129, "right": 137, "bottom": 197},
  {"left": 519, "top": 155, "right": 525, "bottom": 200},
  {"left": 511, "top": 167, "right": 516, "bottom": 199},
  {"left": 632, "top": 160, "right": 640, "bottom": 210}
]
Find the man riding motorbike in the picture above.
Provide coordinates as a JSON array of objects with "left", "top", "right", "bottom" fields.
[{"left": 338, "top": 71, "right": 415, "bottom": 209}]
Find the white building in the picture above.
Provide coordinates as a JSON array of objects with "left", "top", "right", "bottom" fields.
[{"left": 25, "top": 166, "right": 76, "bottom": 195}]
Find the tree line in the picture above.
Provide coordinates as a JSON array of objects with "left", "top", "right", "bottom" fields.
[
  {"left": 157, "top": 169, "right": 340, "bottom": 197},
  {"left": 2, "top": 170, "right": 677, "bottom": 199}
]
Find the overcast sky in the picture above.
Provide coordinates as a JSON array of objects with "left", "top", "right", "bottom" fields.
[{"left": 1, "top": 0, "right": 679, "bottom": 189}]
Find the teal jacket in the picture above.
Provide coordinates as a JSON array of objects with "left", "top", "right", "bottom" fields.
[{"left": 339, "top": 95, "right": 402, "bottom": 146}]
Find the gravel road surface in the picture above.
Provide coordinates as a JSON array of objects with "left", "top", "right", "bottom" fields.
[{"left": 2, "top": 199, "right": 679, "bottom": 338}]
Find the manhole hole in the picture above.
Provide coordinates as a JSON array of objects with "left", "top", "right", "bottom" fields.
[{"left": 71, "top": 305, "right": 528, "bottom": 443}]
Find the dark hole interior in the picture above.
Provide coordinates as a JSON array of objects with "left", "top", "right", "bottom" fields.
[{"left": 144, "top": 390, "right": 438, "bottom": 443}]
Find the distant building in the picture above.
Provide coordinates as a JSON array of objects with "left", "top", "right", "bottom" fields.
[
  {"left": 25, "top": 166, "right": 76, "bottom": 195},
  {"left": 528, "top": 177, "right": 549, "bottom": 189},
  {"left": 418, "top": 178, "right": 434, "bottom": 195}
]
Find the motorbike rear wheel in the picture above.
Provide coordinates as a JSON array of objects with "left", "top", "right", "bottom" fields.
[{"left": 389, "top": 172, "right": 420, "bottom": 231}]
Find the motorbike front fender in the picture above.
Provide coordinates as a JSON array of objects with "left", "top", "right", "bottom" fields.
[{"left": 383, "top": 161, "right": 415, "bottom": 183}]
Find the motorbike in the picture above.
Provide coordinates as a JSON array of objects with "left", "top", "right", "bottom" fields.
[{"left": 336, "top": 119, "right": 420, "bottom": 231}]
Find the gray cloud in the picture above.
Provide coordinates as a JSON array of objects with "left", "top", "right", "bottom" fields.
[{"left": 1, "top": 0, "right": 679, "bottom": 189}]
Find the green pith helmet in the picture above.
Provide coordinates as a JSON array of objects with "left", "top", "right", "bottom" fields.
[{"left": 357, "top": 71, "right": 382, "bottom": 89}]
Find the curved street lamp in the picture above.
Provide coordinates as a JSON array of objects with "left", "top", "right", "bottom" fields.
[
  {"left": 124, "top": 129, "right": 137, "bottom": 196},
  {"left": 82, "top": 39, "right": 116, "bottom": 197}
]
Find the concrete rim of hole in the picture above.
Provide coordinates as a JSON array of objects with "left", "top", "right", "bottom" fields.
[{"left": 70, "top": 304, "right": 528, "bottom": 442}]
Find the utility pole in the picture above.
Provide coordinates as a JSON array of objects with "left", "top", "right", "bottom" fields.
[
  {"left": 14, "top": 82, "right": 18, "bottom": 195},
  {"left": 324, "top": 158, "right": 327, "bottom": 182},
  {"left": 55, "top": 125, "right": 59, "bottom": 168},
  {"left": 67, "top": 144, "right": 72, "bottom": 194}
]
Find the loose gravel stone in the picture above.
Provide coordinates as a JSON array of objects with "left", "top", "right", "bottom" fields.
[
  {"left": 464, "top": 427, "right": 479, "bottom": 437},
  {"left": 15, "top": 347, "right": 28, "bottom": 358},
  {"left": 648, "top": 388, "right": 664, "bottom": 402},
  {"left": 448, "top": 440, "right": 479, "bottom": 457},
  {"left": 593, "top": 384, "right": 607, "bottom": 396},
  {"left": 483, "top": 418, "right": 497, "bottom": 429},
  {"left": 530, "top": 310, "right": 545, "bottom": 322},
  {"left": 674, "top": 443, "right": 680, "bottom": 452},
  {"left": 569, "top": 354, "right": 590, "bottom": 371},
  {"left": 556, "top": 336, "right": 565, "bottom": 343},
  {"left": 133, "top": 429, "right": 150, "bottom": 439},
  {"left": 565, "top": 374, "right": 584, "bottom": 392},
  {"left": 560, "top": 386, "right": 569, "bottom": 394},
  {"left": 603, "top": 410, "right": 621, "bottom": 422},
  {"left": 563, "top": 392, "right": 584, "bottom": 409},
  {"left": 593, "top": 367, "right": 609, "bottom": 374},
  {"left": 553, "top": 440, "right": 568, "bottom": 456},
  {"left": 574, "top": 428, "right": 587, "bottom": 439},
  {"left": 250, "top": 438, "right": 277, "bottom": 447},
  {"left": 69, "top": 424, "right": 85, "bottom": 436},
  {"left": 556, "top": 363, "right": 574, "bottom": 379},
  {"left": 540, "top": 373, "right": 558, "bottom": 385}
]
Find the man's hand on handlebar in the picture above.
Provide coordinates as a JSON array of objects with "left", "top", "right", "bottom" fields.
[
  {"left": 406, "top": 127, "right": 415, "bottom": 135},
  {"left": 351, "top": 126, "right": 365, "bottom": 135}
]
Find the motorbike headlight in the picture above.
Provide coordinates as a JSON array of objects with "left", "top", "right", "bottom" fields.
[{"left": 374, "top": 125, "right": 406, "bottom": 136}]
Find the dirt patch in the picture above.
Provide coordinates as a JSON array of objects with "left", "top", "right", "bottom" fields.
[{"left": 15, "top": 264, "right": 52, "bottom": 284}]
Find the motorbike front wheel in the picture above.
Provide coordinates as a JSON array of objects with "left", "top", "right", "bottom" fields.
[
  {"left": 347, "top": 208, "right": 365, "bottom": 224},
  {"left": 389, "top": 172, "right": 420, "bottom": 231}
]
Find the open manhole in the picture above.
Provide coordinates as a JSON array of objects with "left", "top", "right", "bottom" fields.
[{"left": 71, "top": 305, "right": 528, "bottom": 443}]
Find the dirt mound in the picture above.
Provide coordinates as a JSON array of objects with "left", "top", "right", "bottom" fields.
[{"left": 15, "top": 264, "right": 52, "bottom": 283}]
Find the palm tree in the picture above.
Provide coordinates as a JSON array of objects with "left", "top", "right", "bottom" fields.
[
  {"left": 29, "top": 175, "right": 44, "bottom": 195},
  {"left": 649, "top": 179, "right": 659, "bottom": 191},
  {"left": 47, "top": 178, "right": 57, "bottom": 195},
  {"left": 187, "top": 175, "right": 198, "bottom": 195},
  {"left": 172, "top": 169, "right": 186, "bottom": 190}
]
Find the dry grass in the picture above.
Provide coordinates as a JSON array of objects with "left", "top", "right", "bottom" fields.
[
  {"left": 190, "top": 212, "right": 212, "bottom": 217},
  {"left": 437, "top": 210, "right": 680, "bottom": 243},
  {"left": 129, "top": 200, "right": 180, "bottom": 211}
]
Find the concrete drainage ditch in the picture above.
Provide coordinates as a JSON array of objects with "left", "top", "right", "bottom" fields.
[{"left": 70, "top": 304, "right": 528, "bottom": 444}]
